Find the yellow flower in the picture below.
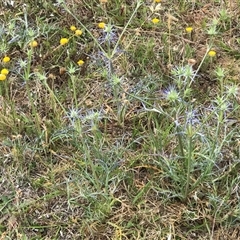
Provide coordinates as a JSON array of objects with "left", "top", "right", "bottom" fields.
[
  {"left": 60, "top": 38, "right": 69, "bottom": 45},
  {"left": 185, "top": 27, "right": 193, "bottom": 33},
  {"left": 98, "top": 22, "right": 105, "bottom": 29},
  {"left": 154, "top": 0, "right": 161, "bottom": 2},
  {"left": 0, "top": 74, "right": 6, "bottom": 81},
  {"left": 1, "top": 68, "right": 9, "bottom": 75},
  {"left": 70, "top": 25, "right": 77, "bottom": 31},
  {"left": 2, "top": 56, "right": 10, "bottom": 63},
  {"left": 75, "top": 29, "right": 83, "bottom": 36},
  {"left": 77, "top": 60, "right": 84, "bottom": 66},
  {"left": 151, "top": 18, "right": 160, "bottom": 24},
  {"left": 29, "top": 40, "right": 38, "bottom": 47},
  {"left": 208, "top": 50, "right": 216, "bottom": 57}
]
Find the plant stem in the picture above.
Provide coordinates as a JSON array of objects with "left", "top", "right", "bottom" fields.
[{"left": 184, "top": 132, "right": 193, "bottom": 201}]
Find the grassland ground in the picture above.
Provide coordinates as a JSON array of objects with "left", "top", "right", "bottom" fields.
[{"left": 0, "top": 0, "right": 240, "bottom": 239}]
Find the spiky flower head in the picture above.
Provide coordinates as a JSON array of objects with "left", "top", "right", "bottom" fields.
[{"left": 164, "top": 85, "right": 180, "bottom": 102}]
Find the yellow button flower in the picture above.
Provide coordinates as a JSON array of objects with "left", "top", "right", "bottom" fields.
[
  {"left": 75, "top": 29, "right": 83, "bottom": 36},
  {"left": 0, "top": 74, "right": 6, "bottom": 81},
  {"left": 2, "top": 56, "right": 10, "bottom": 63},
  {"left": 155, "top": 0, "right": 161, "bottom": 2},
  {"left": 208, "top": 50, "right": 216, "bottom": 57},
  {"left": 98, "top": 22, "right": 105, "bottom": 29},
  {"left": 60, "top": 38, "right": 69, "bottom": 45},
  {"left": 185, "top": 27, "right": 193, "bottom": 33},
  {"left": 152, "top": 18, "right": 160, "bottom": 24},
  {"left": 70, "top": 25, "right": 77, "bottom": 31},
  {"left": 77, "top": 60, "right": 84, "bottom": 66},
  {"left": 1, "top": 68, "right": 9, "bottom": 75},
  {"left": 29, "top": 40, "right": 38, "bottom": 47}
]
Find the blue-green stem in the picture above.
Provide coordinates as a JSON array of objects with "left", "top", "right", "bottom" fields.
[
  {"left": 184, "top": 126, "right": 193, "bottom": 201},
  {"left": 176, "top": 124, "right": 185, "bottom": 159},
  {"left": 24, "top": 48, "right": 41, "bottom": 136},
  {"left": 70, "top": 75, "right": 78, "bottom": 108}
]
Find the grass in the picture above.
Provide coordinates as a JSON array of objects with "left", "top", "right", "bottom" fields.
[{"left": 1, "top": 0, "right": 240, "bottom": 239}]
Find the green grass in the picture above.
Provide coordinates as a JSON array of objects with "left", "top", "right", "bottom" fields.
[{"left": 1, "top": 0, "right": 240, "bottom": 239}]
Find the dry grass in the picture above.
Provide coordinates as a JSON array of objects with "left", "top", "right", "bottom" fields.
[{"left": 1, "top": 0, "right": 240, "bottom": 239}]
